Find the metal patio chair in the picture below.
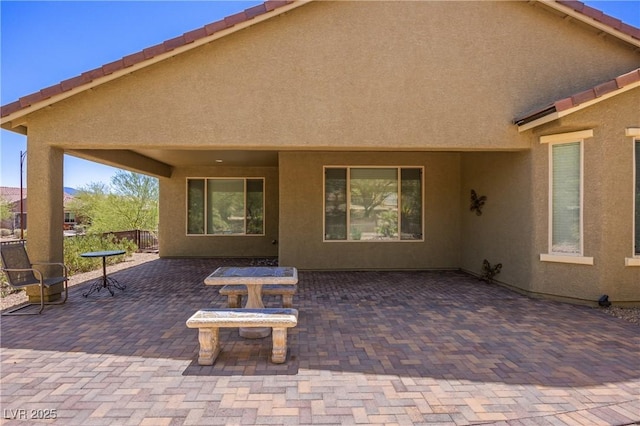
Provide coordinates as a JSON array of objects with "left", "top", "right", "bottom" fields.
[{"left": 1, "top": 241, "right": 68, "bottom": 315}]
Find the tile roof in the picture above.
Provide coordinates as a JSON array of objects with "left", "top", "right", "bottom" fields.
[
  {"left": 513, "top": 68, "right": 640, "bottom": 128},
  {"left": 0, "top": 1, "right": 296, "bottom": 120},
  {"left": 0, "top": 0, "right": 638, "bottom": 121},
  {"left": 0, "top": 187, "right": 25, "bottom": 204},
  {"left": 555, "top": 0, "right": 640, "bottom": 40},
  {"left": 0, "top": 187, "right": 75, "bottom": 205}
]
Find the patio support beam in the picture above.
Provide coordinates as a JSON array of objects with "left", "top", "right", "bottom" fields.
[
  {"left": 67, "top": 149, "right": 173, "bottom": 178},
  {"left": 24, "top": 143, "right": 66, "bottom": 302}
]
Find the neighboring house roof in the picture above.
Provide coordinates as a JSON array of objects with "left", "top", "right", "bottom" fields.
[
  {"left": 0, "top": 0, "right": 638, "bottom": 130},
  {"left": 0, "top": 187, "right": 75, "bottom": 208},
  {"left": 0, "top": 187, "right": 24, "bottom": 204},
  {"left": 514, "top": 68, "right": 640, "bottom": 131}
]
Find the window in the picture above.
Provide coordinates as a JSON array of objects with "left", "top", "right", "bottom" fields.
[
  {"left": 187, "top": 178, "right": 264, "bottom": 235},
  {"left": 324, "top": 167, "right": 423, "bottom": 241},
  {"left": 635, "top": 138, "right": 640, "bottom": 256},
  {"left": 625, "top": 129, "right": 640, "bottom": 266},
  {"left": 540, "top": 130, "right": 593, "bottom": 265},
  {"left": 64, "top": 212, "right": 75, "bottom": 224},
  {"left": 551, "top": 142, "right": 582, "bottom": 255}
]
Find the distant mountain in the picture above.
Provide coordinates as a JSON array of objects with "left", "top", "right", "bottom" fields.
[{"left": 63, "top": 187, "right": 78, "bottom": 195}]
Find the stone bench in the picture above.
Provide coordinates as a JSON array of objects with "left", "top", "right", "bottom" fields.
[
  {"left": 186, "top": 308, "right": 298, "bottom": 365},
  {"left": 219, "top": 284, "right": 297, "bottom": 308}
]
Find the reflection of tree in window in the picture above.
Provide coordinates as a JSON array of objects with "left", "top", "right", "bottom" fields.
[
  {"left": 350, "top": 168, "right": 398, "bottom": 240},
  {"left": 188, "top": 179, "right": 205, "bottom": 234},
  {"left": 208, "top": 179, "right": 244, "bottom": 234},
  {"left": 401, "top": 169, "right": 422, "bottom": 240},
  {"left": 325, "top": 169, "right": 347, "bottom": 240},
  {"left": 324, "top": 167, "right": 423, "bottom": 241},
  {"left": 246, "top": 179, "right": 264, "bottom": 235}
]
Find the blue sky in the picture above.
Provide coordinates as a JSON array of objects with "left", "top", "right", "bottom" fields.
[{"left": 1, "top": 0, "right": 639, "bottom": 189}]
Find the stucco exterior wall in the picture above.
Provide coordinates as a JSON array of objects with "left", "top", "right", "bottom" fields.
[
  {"left": 278, "top": 151, "right": 461, "bottom": 270},
  {"left": 159, "top": 166, "right": 279, "bottom": 258},
  {"left": 25, "top": 1, "right": 639, "bottom": 153},
  {"left": 459, "top": 151, "right": 533, "bottom": 291},
  {"left": 528, "top": 88, "right": 640, "bottom": 305}
]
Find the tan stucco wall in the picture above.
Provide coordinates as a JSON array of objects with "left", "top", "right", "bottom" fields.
[
  {"left": 278, "top": 151, "right": 461, "bottom": 270},
  {"left": 159, "top": 166, "right": 279, "bottom": 258},
  {"left": 24, "top": 1, "right": 639, "bottom": 154},
  {"left": 13, "top": 1, "right": 640, "bottom": 304},
  {"left": 528, "top": 88, "right": 640, "bottom": 305},
  {"left": 459, "top": 151, "right": 533, "bottom": 291}
]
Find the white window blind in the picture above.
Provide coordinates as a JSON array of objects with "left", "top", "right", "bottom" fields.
[{"left": 551, "top": 142, "right": 581, "bottom": 255}]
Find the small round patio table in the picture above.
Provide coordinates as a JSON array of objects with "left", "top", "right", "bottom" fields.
[{"left": 81, "top": 250, "right": 127, "bottom": 297}]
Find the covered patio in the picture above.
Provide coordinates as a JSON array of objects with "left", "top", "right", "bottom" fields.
[{"left": 1, "top": 258, "right": 638, "bottom": 425}]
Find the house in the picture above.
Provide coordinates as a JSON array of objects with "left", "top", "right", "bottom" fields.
[
  {"left": 1, "top": 0, "right": 639, "bottom": 305},
  {"left": 0, "top": 187, "right": 77, "bottom": 232}
]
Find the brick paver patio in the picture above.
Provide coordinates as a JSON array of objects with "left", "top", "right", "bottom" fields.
[{"left": 1, "top": 258, "right": 638, "bottom": 425}]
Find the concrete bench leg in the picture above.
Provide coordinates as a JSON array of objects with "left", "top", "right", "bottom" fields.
[
  {"left": 227, "top": 295, "right": 242, "bottom": 309},
  {"left": 197, "top": 327, "right": 221, "bottom": 365},
  {"left": 271, "top": 327, "right": 288, "bottom": 363},
  {"left": 282, "top": 294, "right": 293, "bottom": 309}
]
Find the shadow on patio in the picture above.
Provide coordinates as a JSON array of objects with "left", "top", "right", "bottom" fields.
[{"left": 2, "top": 258, "right": 639, "bottom": 387}]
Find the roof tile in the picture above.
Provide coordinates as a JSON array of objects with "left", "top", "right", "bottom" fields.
[
  {"left": 102, "top": 59, "right": 125, "bottom": 75},
  {"left": 593, "top": 79, "right": 620, "bottom": 97},
  {"left": 265, "top": 1, "right": 292, "bottom": 12},
  {"left": 580, "top": 4, "right": 604, "bottom": 21},
  {"left": 553, "top": 97, "right": 575, "bottom": 112},
  {"left": 123, "top": 51, "right": 147, "bottom": 68},
  {"left": 246, "top": 4, "right": 267, "bottom": 19},
  {"left": 2, "top": 101, "right": 22, "bottom": 117},
  {"left": 40, "top": 84, "right": 65, "bottom": 100},
  {"left": 571, "top": 88, "right": 597, "bottom": 105},
  {"left": 19, "top": 92, "right": 44, "bottom": 108},
  {"left": 620, "top": 23, "right": 640, "bottom": 40},
  {"left": 81, "top": 68, "right": 106, "bottom": 81},
  {"left": 184, "top": 27, "right": 207, "bottom": 44},
  {"left": 556, "top": 1, "right": 584, "bottom": 12},
  {"left": 225, "top": 11, "right": 247, "bottom": 27},
  {"left": 143, "top": 44, "right": 167, "bottom": 59},
  {"left": 615, "top": 69, "right": 640, "bottom": 87},
  {"left": 61, "top": 74, "right": 90, "bottom": 92},
  {"left": 204, "top": 20, "right": 230, "bottom": 35},
  {"left": 163, "top": 35, "right": 187, "bottom": 51}
]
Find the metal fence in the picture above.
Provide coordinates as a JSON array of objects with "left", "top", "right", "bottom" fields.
[{"left": 103, "top": 230, "right": 158, "bottom": 252}]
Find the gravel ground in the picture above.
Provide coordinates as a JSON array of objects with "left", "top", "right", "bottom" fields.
[{"left": 1, "top": 254, "right": 639, "bottom": 325}]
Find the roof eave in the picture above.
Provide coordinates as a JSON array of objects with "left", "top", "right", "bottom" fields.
[
  {"left": 0, "top": 0, "right": 309, "bottom": 131},
  {"left": 517, "top": 80, "right": 640, "bottom": 132},
  {"left": 540, "top": 0, "right": 640, "bottom": 49}
]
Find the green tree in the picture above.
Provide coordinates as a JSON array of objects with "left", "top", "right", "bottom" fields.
[
  {"left": 0, "top": 197, "right": 11, "bottom": 222},
  {"left": 69, "top": 171, "right": 158, "bottom": 233}
]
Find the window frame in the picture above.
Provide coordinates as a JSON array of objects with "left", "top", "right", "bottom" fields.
[
  {"left": 539, "top": 130, "right": 594, "bottom": 265},
  {"left": 626, "top": 128, "right": 640, "bottom": 266},
  {"left": 322, "top": 165, "right": 425, "bottom": 243},
  {"left": 185, "top": 177, "right": 265, "bottom": 237}
]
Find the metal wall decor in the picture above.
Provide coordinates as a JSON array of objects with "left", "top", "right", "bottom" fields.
[
  {"left": 481, "top": 259, "right": 502, "bottom": 283},
  {"left": 470, "top": 189, "right": 487, "bottom": 216}
]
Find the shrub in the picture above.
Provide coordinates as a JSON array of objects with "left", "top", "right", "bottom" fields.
[
  {"left": 0, "top": 228, "right": 12, "bottom": 237},
  {"left": 64, "top": 234, "right": 137, "bottom": 275}
]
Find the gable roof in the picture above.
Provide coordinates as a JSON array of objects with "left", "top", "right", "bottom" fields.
[
  {"left": 0, "top": 0, "right": 304, "bottom": 133},
  {"left": 1, "top": 0, "right": 638, "bottom": 132},
  {"left": 514, "top": 68, "right": 640, "bottom": 131}
]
